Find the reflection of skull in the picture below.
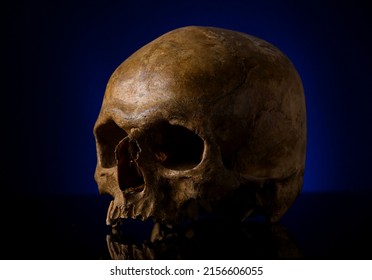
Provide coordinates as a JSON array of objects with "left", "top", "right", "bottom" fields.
[{"left": 93, "top": 26, "right": 306, "bottom": 227}]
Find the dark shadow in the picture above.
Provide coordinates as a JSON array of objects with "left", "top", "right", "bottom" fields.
[{"left": 106, "top": 217, "right": 302, "bottom": 260}]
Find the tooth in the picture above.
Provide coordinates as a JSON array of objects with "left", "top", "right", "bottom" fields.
[
  {"left": 150, "top": 223, "right": 162, "bottom": 242},
  {"left": 106, "top": 200, "right": 116, "bottom": 225},
  {"left": 106, "top": 196, "right": 125, "bottom": 225}
]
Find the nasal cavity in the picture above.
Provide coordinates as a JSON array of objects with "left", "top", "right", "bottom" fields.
[
  {"left": 115, "top": 137, "right": 145, "bottom": 191},
  {"left": 151, "top": 123, "right": 204, "bottom": 171}
]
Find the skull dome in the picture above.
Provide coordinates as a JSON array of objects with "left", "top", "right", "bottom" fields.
[{"left": 93, "top": 26, "right": 306, "bottom": 226}]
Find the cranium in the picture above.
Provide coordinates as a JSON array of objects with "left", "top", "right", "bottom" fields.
[{"left": 93, "top": 26, "right": 306, "bottom": 227}]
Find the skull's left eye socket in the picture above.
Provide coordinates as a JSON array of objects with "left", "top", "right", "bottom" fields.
[
  {"left": 94, "top": 120, "right": 127, "bottom": 168},
  {"left": 150, "top": 122, "right": 204, "bottom": 171}
]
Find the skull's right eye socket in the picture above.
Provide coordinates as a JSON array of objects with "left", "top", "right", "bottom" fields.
[{"left": 94, "top": 121, "right": 127, "bottom": 168}]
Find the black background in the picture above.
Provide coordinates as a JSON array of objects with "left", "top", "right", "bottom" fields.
[{"left": 3, "top": 0, "right": 372, "bottom": 260}]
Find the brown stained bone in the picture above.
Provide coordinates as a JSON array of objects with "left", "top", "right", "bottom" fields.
[{"left": 93, "top": 26, "right": 306, "bottom": 226}]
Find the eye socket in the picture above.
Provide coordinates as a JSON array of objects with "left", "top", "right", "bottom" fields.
[
  {"left": 94, "top": 121, "right": 127, "bottom": 168},
  {"left": 150, "top": 122, "right": 204, "bottom": 171}
]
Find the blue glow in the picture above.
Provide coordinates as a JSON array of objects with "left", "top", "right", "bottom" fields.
[{"left": 14, "top": 0, "right": 372, "bottom": 195}]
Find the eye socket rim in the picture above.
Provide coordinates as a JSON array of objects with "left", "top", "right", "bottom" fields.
[{"left": 149, "top": 122, "right": 205, "bottom": 171}]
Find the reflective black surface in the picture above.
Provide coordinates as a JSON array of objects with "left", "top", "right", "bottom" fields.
[
  {"left": 107, "top": 218, "right": 301, "bottom": 260},
  {"left": 1, "top": 192, "right": 371, "bottom": 260}
]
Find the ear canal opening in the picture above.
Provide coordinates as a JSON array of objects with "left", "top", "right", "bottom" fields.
[{"left": 151, "top": 122, "right": 204, "bottom": 171}]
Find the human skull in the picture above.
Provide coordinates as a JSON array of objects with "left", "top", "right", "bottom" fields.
[{"left": 93, "top": 26, "right": 306, "bottom": 227}]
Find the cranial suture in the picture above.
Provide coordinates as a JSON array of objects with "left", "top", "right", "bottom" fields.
[{"left": 93, "top": 26, "right": 306, "bottom": 227}]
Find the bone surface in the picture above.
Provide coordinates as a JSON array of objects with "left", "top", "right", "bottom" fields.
[{"left": 93, "top": 26, "right": 306, "bottom": 226}]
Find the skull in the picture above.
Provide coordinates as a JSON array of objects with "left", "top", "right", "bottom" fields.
[{"left": 93, "top": 26, "right": 306, "bottom": 227}]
